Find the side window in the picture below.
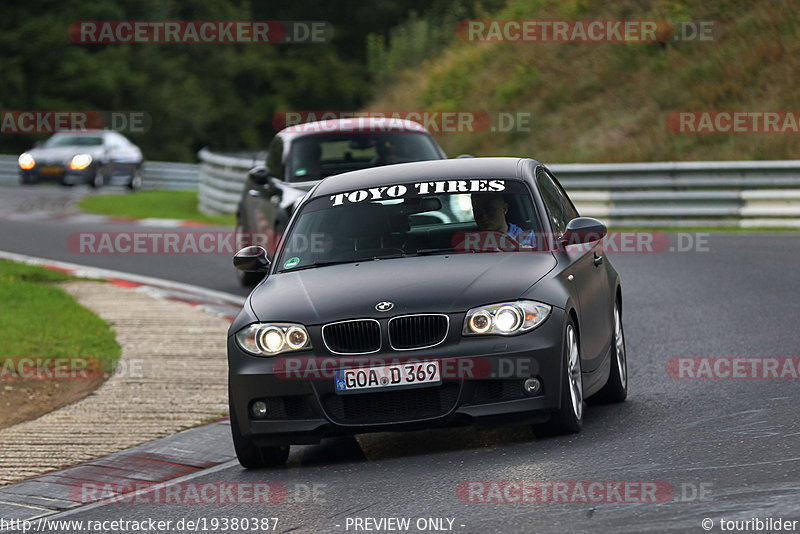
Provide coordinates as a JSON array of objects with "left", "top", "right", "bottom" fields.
[
  {"left": 266, "top": 136, "right": 285, "bottom": 179},
  {"left": 536, "top": 168, "right": 574, "bottom": 236}
]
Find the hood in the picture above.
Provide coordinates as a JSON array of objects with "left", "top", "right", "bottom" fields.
[
  {"left": 249, "top": 252, "right": 557, "bottom": 325},
  {"left": 28, "top": 146, "right": 105, "bottom": 164}
]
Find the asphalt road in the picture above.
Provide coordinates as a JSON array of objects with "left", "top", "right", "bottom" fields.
[
  {"left": 0, "top": 185, "right": 250, "bottom": 297},
  {"left": 1, "top": 185, "right": 799, "bottom": 533}
]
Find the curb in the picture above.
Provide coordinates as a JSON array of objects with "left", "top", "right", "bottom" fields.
[
  {"left": 0, "top": 253, "right": 246, "bottom": 523},
  {"left": 0, "top": 250, "right": 245, "bottom": 314},
  {"left": 0, "top": 210, "right": 226, "bottom": 229}
]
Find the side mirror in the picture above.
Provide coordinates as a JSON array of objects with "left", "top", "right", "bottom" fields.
[
  {"left": 558, "top": 217, "right": 607, "bottom": 248},
  {"left": 233, "top": 246, "right": 271, "bottom": 273},
  {"left": 248, "top": 166, "right": 271, "bottom": 186}
]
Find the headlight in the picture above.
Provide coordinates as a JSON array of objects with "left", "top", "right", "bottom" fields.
[
  {"left": 69, "top": 154, "right": 93, "bottom": 170},
  {"left": 235, "top": 323, "right": 311, "bottom": 356},
  {"left": 463, "top": 301, "right": 551, "bottom": 336},
  {"left": 18, "top": 153, "right": 35, "bottom": 169}
]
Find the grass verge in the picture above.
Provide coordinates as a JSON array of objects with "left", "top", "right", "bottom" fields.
[
  {"left": 79, "top": 190, "right": 236, "bottom": 226},
  {"left": 0, "top": 259, "right": 121, "bottom": 374}
]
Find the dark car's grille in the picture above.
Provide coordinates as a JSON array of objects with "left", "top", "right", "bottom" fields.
[
  {"left": 322, "top": 383, "right": 459, "bottom": 424},
  {"left": 251, "top": 396, "right": 315, "bottom": 420},
  {"left": 322, "top": 319, "right": 381, "bottom": 354},
  {"left": 388, "top": 314, "right": 448, "bottom": 350},
  {"left": 466, "top": 379, "right": 528, "bottom": 405}
]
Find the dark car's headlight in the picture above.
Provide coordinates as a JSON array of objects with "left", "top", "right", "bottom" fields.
[
  {"left": 235, "top": 323, "right": 311, "bottom": 356},
  {"left": 18, "top": 153, "right": 35, "bottom": 169},
  {"left": 69, "top": 154, "right": 93, "bottom": 170},
  {"left": 463, "top": 301, "right": 551, "bottom": 336}
]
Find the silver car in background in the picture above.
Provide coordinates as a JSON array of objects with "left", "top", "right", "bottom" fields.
[{"left": 18, "top": 130, "right": 144, "bottom": 190}]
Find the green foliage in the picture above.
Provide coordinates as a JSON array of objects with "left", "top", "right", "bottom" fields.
[
  {"left": 0, "top": 0, "right": 435, "bottom": 161},
  {"left": 373, "top": 0, "right": 800, "bottom": 162}
]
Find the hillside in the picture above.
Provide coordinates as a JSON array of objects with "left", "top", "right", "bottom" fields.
[{"left": 367, "top": 0, "right": 800, "bottom": 162}]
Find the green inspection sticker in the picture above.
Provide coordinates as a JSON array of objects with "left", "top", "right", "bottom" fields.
[
  {"left": 284, "top": 257, "right": 300, "bottom": 269},
  {"left": 295, "top": 168, "right": 307, "bottom": 176}
]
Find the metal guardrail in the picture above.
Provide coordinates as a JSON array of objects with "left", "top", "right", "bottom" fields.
[
  {"left": 0, "top": 155, "right": 198, "bottom": 191},
  {"left": 551, "top": 161, "right": 800, "bottom": 227},
  {"left": 197, "top": 149, "right": 267, "bottom": 215},
  {"left": 3, "top": 151, "right": 800, "bottom": 227},
  {"left": 196, "top": 152, "right": 800, "bottom": 227}
]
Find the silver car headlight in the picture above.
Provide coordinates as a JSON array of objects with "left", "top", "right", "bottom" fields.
[
  {"left": 18, "top": 153, "right": 35, "bottom": 169},
  {"left": 235, "top": 323, "right": 311, "bottom": 356},
  {"left": 69, "top": 154, "right": 93, "bottom": 170},
  {"left": 463, "top": 301, "right": 551, "bottom": 336}
]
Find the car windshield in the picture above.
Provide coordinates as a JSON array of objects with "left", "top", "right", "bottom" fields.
[
  {"left": 288, "top": 132, "right": 441, "bottom": 182},
  {"left": 276, "top": 179, "right": 542, "bottom": 272},
  {"left": 44, "top": 134, "right": 103, "bottom": 147}
]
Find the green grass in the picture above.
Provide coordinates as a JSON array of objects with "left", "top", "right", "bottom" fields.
[
  {"left": 79, "top": 191, "right": 235, "bottom": 226},
  {"left": 369, "top": 0, "right": 800, "bottom": 162},
  {"left": 0, "top": 260, "right": 121, "bottom": 374}
]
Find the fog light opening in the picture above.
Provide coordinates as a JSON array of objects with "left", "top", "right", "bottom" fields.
[
  {"left": 251, "top": 400, "right": 268, "bottom": 419},
  {"left": 523, "top": 377, "right": 542, "bottom": 396}
]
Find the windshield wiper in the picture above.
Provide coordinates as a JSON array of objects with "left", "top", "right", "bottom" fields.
[
  {"left": 413, "top": 248, "right": 459, "bottom": 256},
  {"left": 282, "top": 253, "right": 407, "bottom": 272}
]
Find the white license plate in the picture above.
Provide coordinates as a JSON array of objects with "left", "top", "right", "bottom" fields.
[{"left": 335, "top": 361, "right": 441, "bottom": 394}]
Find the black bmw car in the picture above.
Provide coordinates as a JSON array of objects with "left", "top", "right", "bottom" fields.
[{"left": 228, "top": 157, "right": 627, "bottom": 467}]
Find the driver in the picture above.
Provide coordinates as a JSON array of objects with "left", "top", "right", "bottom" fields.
[
  {"left": 471, "top": 193, "right": 536, "bottom": 248},
  {"left": 376, "top": 140, "right": 403, "bottom": 165}
]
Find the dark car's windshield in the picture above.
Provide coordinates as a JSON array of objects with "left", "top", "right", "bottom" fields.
[
  {"left": 43, "top": 134, "right": 103, "bottom": 147},
  {"left": 288, "top": 132, "right": 441, "bottom": 182},
  {"left": 276, "top": 179, "right": 542, "bottom": 272}
]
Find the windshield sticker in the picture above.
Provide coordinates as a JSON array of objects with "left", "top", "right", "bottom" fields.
[
  {"left": 329, "top": 179, "right": 505, "bottom": 206},
  {"left": 283, "top": 257, "right": 300, "bottom": 269}
]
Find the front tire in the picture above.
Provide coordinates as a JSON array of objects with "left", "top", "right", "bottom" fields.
[
  {"left": 230, "top": 400, "right": 289, "bottom": 468},
  {"left": 533, "top": 319, "right": 583, "bottom": 437},
  {"left": 90, "top": 166, "right": 105, "bottom": 189},
  {"left": 127, "top": 166, "right": 143, "bottom": 191},
  {"left": 589, "top": 301, "right": 628, "bottom": 404}
]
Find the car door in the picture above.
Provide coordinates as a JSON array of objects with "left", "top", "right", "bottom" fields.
[
  {"left": 103, "top": 132, "right": 134, "bottom": 178},
  {"left": 536, "top": 167, "right": 611, "bottom": 371},
  {"left": 115, "top": 134, "right": 142, "bottom": 176}
]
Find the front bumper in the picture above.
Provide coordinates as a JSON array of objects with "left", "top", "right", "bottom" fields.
[
  {"left": 20, "top": 166, "right": 94, "bottom": 184},
  {"left": 228, "top": 308, "right": 566, "bottom": 446}
]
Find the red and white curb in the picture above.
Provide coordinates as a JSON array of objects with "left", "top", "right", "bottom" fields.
[
  {"left": 1, "top": 211, "right": 223, "bottom": 228},
  {"left": 0, "top": 250, "right": 244, "bottom": 321},
  {"left": 0, "top": 251, "right": 244, "bottom": 522}
]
